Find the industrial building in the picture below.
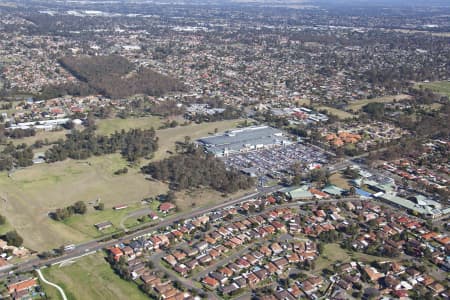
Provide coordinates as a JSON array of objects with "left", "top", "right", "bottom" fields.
[
  {"left": 197, "top": 125, "right": 292, "bottom": 157},
  {"left": 377, "top": 193, "right": 444, "bottom": 219}
]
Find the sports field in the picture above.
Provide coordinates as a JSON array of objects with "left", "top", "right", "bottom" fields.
[{"left": 41, "top": 252, "right": 148, "bottom": 300}]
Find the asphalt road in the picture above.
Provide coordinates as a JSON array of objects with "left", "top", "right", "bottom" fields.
[
  {"left": 0, "top": 158, "right": 358, "bottom": 279},
  {"left": 0, "top": 185, "right": 280, "bottom": 279}
]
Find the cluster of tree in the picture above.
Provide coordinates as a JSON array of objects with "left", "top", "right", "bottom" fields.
[
  {"left": 142, "top": 148, "right": 254, "bottom": 193},
  {"left": 57, "top": 55, "right": 185, "bottom": 99},
  {"left": 148, "top": 100, "right": 185, "bottom": 117},
  {"left": 108, "top": 255, "right": 132, "bottom": 281},
  {"left": 187, "top": 106, "right": 245, "bottom": 123},
  {"left": 0, "top": 143, "right": 34, "bottom": 171},
  {"left": 2, "top": 230, "right": 23, "bottom": 247},
  {"left": 4, "top": 128, "right": 36, "bottom": 139},
  {"left": 1, "top": 102, "right": 12, "bottom": 110},
  {"left": 317, "top": 230, "right": 341, "bottom": 243},
  {"left": 409, "top": 87, "right": 444, "bottom": 105},
  {"left": 0, "top": 125, "right": 34, "bottom": 141},
  {"left": 39, "top": 81, "right": 96, "bottom": 100},
  {"left": 362, "top": 102, "right": 386, "bottom": 119},
  {"left": 45, "top": 128, "right": 158, "bottom": 163},
  {"left": 51, "top": 201, "right": 87, "bottom": 221},
  {"left": 343, "top": 166, "right": 360, "bottom": 179},
  {"left": 405, "top": 103, "right": 449, "bottom": 139},
  {"left": 114, "top": 167, "right": 128, "bottom": 175}
]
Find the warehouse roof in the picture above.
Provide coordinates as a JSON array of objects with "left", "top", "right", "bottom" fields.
[{"left": 197, "top": 125, "right": 292, "bottom": 156}]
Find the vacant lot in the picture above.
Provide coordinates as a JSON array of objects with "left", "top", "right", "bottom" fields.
[
  {"left": 42, "top": 252, "right": 148, "bottom": 300},
  {"left": 96, "top": 116, "right": 162, "bottom": 135},
  {"left": 329, "top": 173, "right": 351, "bottom": 189},
  {"left": 153, "top": 119, "right": 242, "bottom": 160},
  {"left": 315, "top": 106, "right": 354, "bottom": 120},
  {"left": 0, "top": 154, "right": 167, "bottom": 250},
  {"left": 175, "top": 187, "right": 252, "bottom": 212},
  {"left": 347, "top": 94, "right": 411, "bottom": 112},
  {"left": 415, "top": 81, "right": 450, "bottom": 97},
  {"left": 314, "top": 243, "right": 395, "bottom": 274}
]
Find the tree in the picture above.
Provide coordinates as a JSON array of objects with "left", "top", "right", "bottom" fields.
[
  {"left": 317, "top": 243, "right": 324, "bottom": 254},
  {"left": 364, "top": 288, "right": 380, "bottom": 300},
  {"left": 0, "top": 215, "right": 6, "bottom": 225},
  {"left": 4, "top": 230, "right": 23, "bottom": 247},
  {"left": 166, "top": 191, "right": 176, "bottom": 203},
  {"left": 73, "top": 201, "right": 87, "bottom": 214}
]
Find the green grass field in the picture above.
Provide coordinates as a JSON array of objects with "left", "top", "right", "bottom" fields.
[
  {"left": 96, "top": 116, "right": 163, "bottom": 135},
  {"left": 0, "top": 154, "right": 167, "bottom": 251},
  {"left": 415, "top": 81, "right": 450, "bottom": 97},
  {"left": 42, "top": 252, "right": 148, "bottom": 300},
  {"left": 346, "top": 94, "right": 411, "bottom": 112},
  {"left": 315, "top": 106, "right": 354, "bottom": 120}
]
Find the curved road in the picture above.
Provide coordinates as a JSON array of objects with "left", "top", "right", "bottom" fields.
[{"left": 37, "top": 269, "right": 68, "bottom": 300}]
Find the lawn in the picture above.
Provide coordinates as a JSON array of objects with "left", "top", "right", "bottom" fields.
[
  {"left": 346, "top": 94, "right": 411, "bottom": 112},
  {"left": 41, "top": 252, "right": 148, "bottom": 300},
  {"left": 96, "top": 116, "right": 163, "bottom": 135},
  {"left": 314, "top": 106, "right": 354, "bottom": 120},
  {"left": 415, "top": 81, "right": 450, "bottom": 97},
  {"left": 0, "top": 154, "right": 167, "bottom": 251}
]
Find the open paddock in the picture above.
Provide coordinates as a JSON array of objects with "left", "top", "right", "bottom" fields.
[
  {"left": 415, "top": 81, "right": 450, "bottom": 97},
  {"left": 95, "top": 116, "right": 163, "bottom": 135},
  {"left": 315, "top": 106, "right": 354, "bottom": 119},
  {"left": 346, "top": 94, "right": 411, "bottom": 112},
  {"left": 0, "top": 154, "right": 167, "bottom": 251}
]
